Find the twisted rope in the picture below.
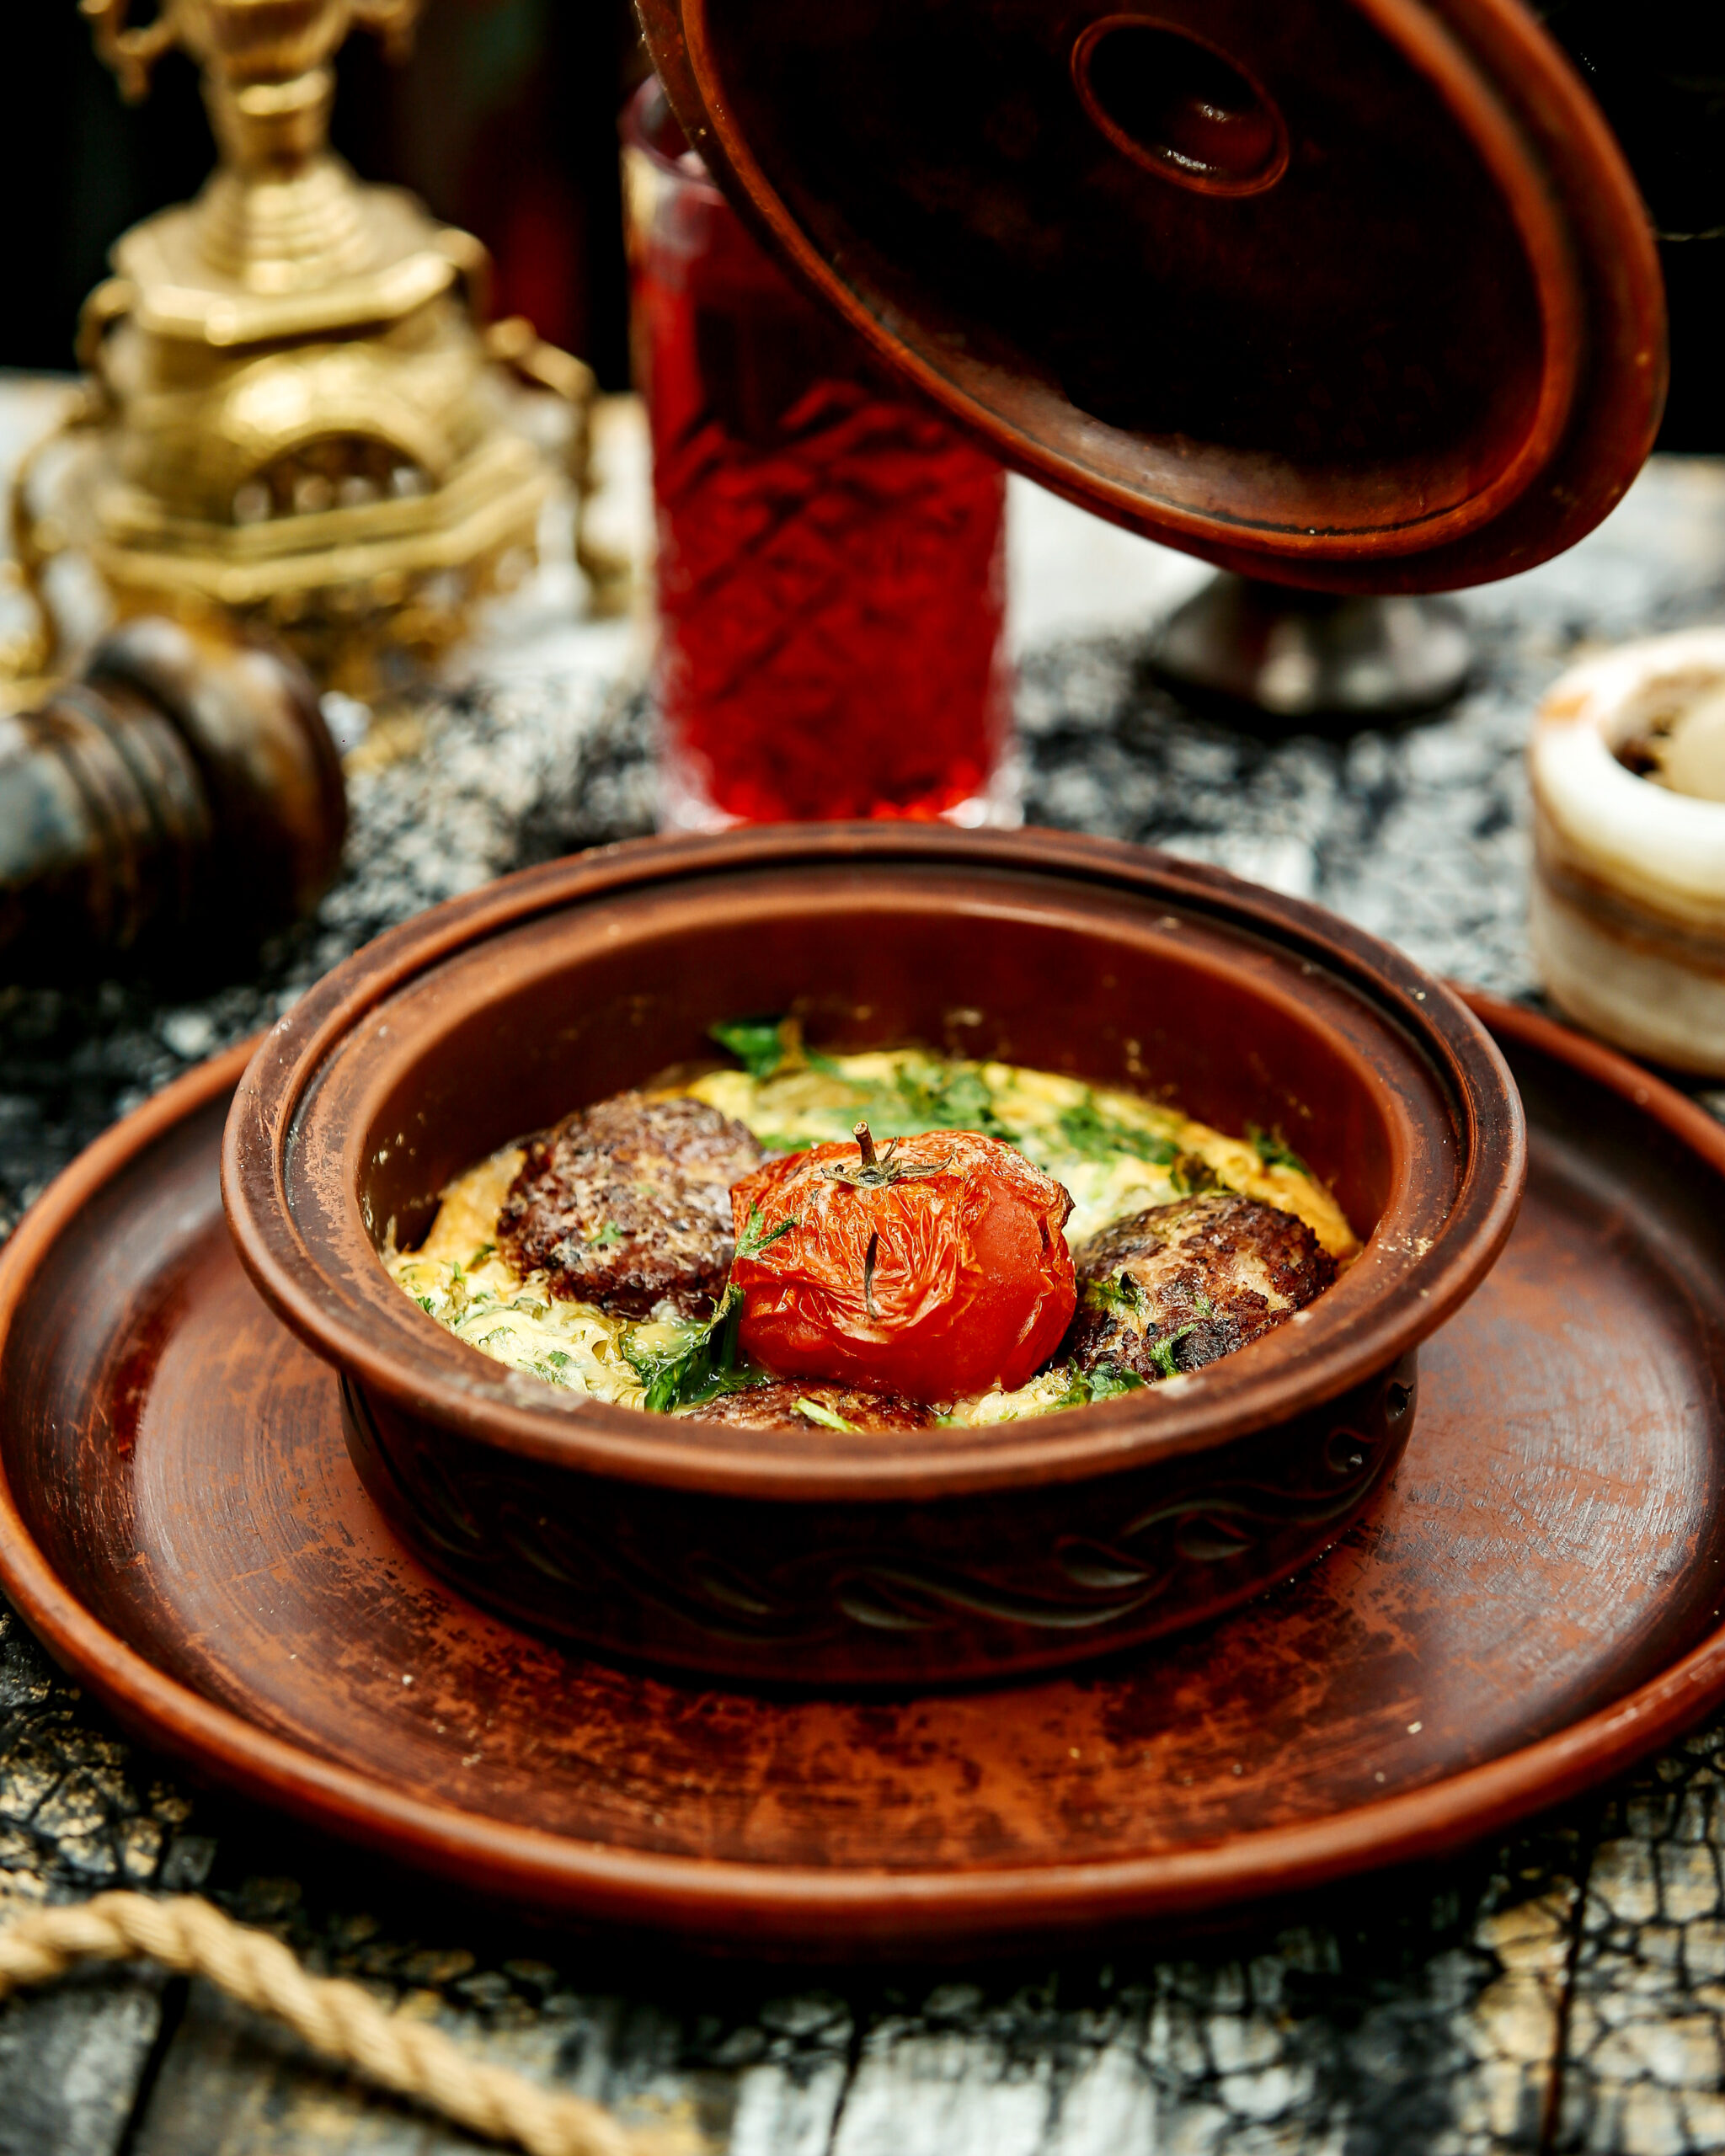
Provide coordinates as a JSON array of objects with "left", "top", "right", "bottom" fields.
[{"left": 0, "top": 1891, "right": 685, "bottom": 2156}]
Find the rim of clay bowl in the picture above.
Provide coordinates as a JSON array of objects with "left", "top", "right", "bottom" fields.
[{"left": 222, "top": 825, "right": 1525, "bottom": 1500}]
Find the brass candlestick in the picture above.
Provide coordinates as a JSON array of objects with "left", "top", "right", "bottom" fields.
[{"left": 8, "top": 0, "right": 611, "bottom": 700}]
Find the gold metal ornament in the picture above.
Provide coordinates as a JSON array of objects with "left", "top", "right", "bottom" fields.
[{"left": 9, "top": 0, "right": 613, "bottom": 700}]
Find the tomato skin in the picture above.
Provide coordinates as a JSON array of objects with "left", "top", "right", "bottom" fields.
[{"left": 729, "top": 1131, "right": 1076, "bottom": 1402}]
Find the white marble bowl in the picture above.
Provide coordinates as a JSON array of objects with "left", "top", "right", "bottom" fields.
[{"left": 1530, "top": 627, "right": 1725, "bottom": 1074}]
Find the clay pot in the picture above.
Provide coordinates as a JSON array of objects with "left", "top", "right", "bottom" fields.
[{"left": 222, "top": 826, "right": 1524, "bottom": 1685}]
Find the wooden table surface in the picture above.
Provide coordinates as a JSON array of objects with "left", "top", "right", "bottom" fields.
[{"left": 3, "top": 381, "right": 1725, "bottom": 2155}]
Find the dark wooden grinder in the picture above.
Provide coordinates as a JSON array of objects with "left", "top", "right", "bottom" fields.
[{"left": 0, "top": 616, "right": 344, "bottom": 977}]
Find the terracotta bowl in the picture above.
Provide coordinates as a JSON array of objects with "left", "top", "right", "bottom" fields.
[{"left": 222, "top": 826, "right": 1525, "bottom": 1686}]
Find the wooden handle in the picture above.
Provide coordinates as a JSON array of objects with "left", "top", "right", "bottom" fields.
[{"left": 0, "top": 615, "right": 345, "bottom": 979}]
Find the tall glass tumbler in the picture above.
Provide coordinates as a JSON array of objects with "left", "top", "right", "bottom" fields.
[{"left": 622, "top": 81, "right": 1017, "bottom": 830}]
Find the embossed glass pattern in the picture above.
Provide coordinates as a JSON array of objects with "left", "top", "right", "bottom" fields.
[{"left": 622, "top": 81, "right": 1017, "bottom": 830}]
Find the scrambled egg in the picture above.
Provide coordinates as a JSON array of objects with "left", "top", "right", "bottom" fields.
[
  {"left": 388, "top": 1144, "right": 649, "bottom": 1406},
  {"left": 386, "top": 1049, "right": 1357, "bottom": 1420}
]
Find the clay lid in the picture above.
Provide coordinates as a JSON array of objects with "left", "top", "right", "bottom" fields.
[{"left": 637, "top": 0, "right": 1667, "bottom": 591}]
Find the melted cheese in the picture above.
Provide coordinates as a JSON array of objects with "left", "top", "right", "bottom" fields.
[{"left": 386, "top": 1051, "right": 1359, "bottom": 1417}]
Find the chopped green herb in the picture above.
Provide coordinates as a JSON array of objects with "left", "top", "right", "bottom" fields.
[
  {"left": 466, "top": 1242, "right": 497, "bottom": 1267},
  {"left": 415, "top": 1294, "right": 436, "bottom": 1315},
  {"left": 1040, "top": 1359, "right": 1149, "bottom": 1412},
  {"left": 1247, "top": 1123, "right": 1312, "bottom": 1177},
  {"left": 894, "top": 1060, "right": 1008, "bottom": 1136},
  {"left": 1080, "top": 1361, "right": 1146, "bottom": 1401},
  {"left": 1079, "top": 1273, "right": 1215, "bottom": 1379},
  {"left": 1170, "top": 1151, "right": 1220, "bottom": 1196},
  {"left": 620, "top": 1321, "right": 773, "bottom": 1414},
  {"left": 713, "top": 1015, "right": 844, "bottom": 1082},
  {"left": 1145, "top": 1300, "right": 1212, "bottom": 1380},
  {"left": 621, "top": 1200, "right": 797, "bottom": 1412},
  {"left": 1083, "top": 1269, "right": 1149, "bottom": 1321},
  {"left": 1055, "top": 1092, "right": 1178, "bottom": 1165},
  {"left": 795, "top": 1397, "right": 860, "bottom": 1433},
  {"left": 734, "top": 1201, "right": 798, "bottom": 1262},
  {"left": 620, "top": 1321, "right": 720, "bottom": 1413},
  {"left": 582, "top": 1221, "right": 624, "bottom": 1248},
  {"left": 710, "top": 1015, "right": 797, "bottom": 1081}
]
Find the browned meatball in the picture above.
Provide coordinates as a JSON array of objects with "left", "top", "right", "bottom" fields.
[
  {"left": 498, "top": 1091, "right": 763, "bottom": 1319},
  {"left": 678, "top": 1380, "right": 937, "bottom": 1432},
  {"left": 1064, "top": 1192, "right": 1336, "bottom": 1383}
]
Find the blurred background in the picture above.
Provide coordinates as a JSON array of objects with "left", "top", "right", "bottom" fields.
[
  {"left": 1, "top": 0, "right": 646, "bottom": 398},
  {"left": 3, "top": 0, "right": 1721, "bottom": 449}
]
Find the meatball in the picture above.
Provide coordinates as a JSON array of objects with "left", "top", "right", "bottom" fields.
[
  {"left": 1064, "top": 1191, "right": 1336, "bottom": 1383},
  {"left": 678, "top": 1380, "right": 937, "bottom": 1432},
  {"left": 498, "top": 1091, "right": 764, "bottom": 1320}
]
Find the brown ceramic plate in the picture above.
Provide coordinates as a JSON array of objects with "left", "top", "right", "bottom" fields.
[{"left": 0, "top": 995, "right": 1722, "bottom": 1955}]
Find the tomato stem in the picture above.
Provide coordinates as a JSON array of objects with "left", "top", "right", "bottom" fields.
[{"left": 825, "top": 1123, "right": 943, "bottom": 1188}]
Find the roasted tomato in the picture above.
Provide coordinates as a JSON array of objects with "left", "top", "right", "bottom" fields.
[{"left": 729, "top": 1123, "right": 1076, "bottom": 1401}]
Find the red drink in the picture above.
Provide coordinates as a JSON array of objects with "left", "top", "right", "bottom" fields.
[{"left": 622, "top": 83, "right": 1016, "bottom": 828}]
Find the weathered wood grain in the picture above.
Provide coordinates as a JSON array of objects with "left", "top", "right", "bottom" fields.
[
  {"left": 126, "top": 1978, "right": 495, "bottom": 2155},
  {"left": 0, "top": 1966, "right": 166, "bottom": 2156}
]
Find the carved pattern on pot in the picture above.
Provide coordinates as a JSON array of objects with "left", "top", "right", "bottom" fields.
[{"left": 343, "top": 1373, "right": 1405, "bottom": 1650}]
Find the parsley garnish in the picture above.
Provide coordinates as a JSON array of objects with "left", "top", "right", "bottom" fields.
[
  {"left": 1082, "top": 1270, "right": 1149, "bottom": 1320},
  {"left": 795, "top": 1397, "right": 860, "bottom": 1433},
  {"left": 735, "top": 1202, "right": 799, "bottom": 1264},
  {"left": 1144, "top": 1293, "right": 1217, "bottom": 1380},
  {"left": 1170, "top": 1151, "right": 1220, "bottom": 1195},
  {"left": 1055, "top": 1092, "right": 1178, "bottom": 1165},
  {"left": 1074, "top": 1361, "right": 1146, "bottom": 1403},
  {"left": 892, "top": 1060, "right": 1008, "bottom": 1137},
  {"left": 1040, "top": 1359, "right": 1148, "bottom": 1411},
  {"left": 710, "top": 1015, "right": 839, "bottom": 1082},
  {"left": 620, "top": 1202, "right": 797, "bottom": 1413},
  {"left": 1146, "top": 1337, "right": 1183, "bottom": 1380},
  {"left": 710, "top": 1016, "right": 797, "bottom": 1081},
  {"left": 1247, "top": 1123, "right": 1312, "bottom": 1177},
  {"left": 1080, "top": 1270, "right": 1215, "bottom": 1383}
]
